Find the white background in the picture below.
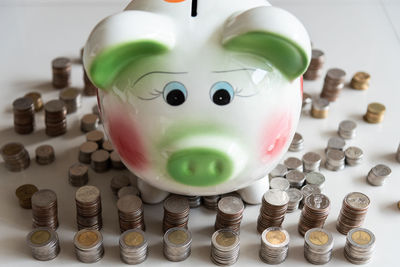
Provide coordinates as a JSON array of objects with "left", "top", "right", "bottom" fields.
[{"left": 0, "top": 0, "right": 399, "bottom": 266}]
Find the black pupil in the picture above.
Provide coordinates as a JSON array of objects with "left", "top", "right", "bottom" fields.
[
  {"left": 166, "top": 89, "right": 185, "bottom": 106},
  {"left": 213, "top": 89, "right": 231, "bottom": 106}
]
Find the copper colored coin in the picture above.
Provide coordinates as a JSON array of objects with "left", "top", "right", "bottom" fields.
[
  {"left": 102, "top": 141, "right": 113, "bottom": 152},
  {"left": 13, "top": 97, "right": 34, "bottom": 111},
  {"left": 44, "top": 100, "right": 66, "bottom": 113},
  {"left": 52, "top": 57, "right": 71, "bottom": 69},
  {"left": 35, "top": 145, "right": 55, "bottom": 165},
  {"left": 86, "top": 130, "right": 104, "bottom": 145},
  {"left": 16, "top": 184, "right": 39, "bottom": 200}
]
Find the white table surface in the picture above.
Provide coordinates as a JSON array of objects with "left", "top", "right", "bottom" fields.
[{"left": 0, "top": 0, "right": 399, "bottom": 266}]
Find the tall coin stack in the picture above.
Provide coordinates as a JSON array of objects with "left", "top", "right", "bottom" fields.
[
  {"left": 337, "top": 192, "right": 370, "bottom": 235},
  {"left": 366, "top": 164, "right": 391, "bottom": 186},
  {"left": 117, "top": 195, "right": 145, "bottom": 232},
  {"left": 52, "top": 57, "right": 71, "bottom": 89},
  {"left": 73, "top": 229, "right": 104, "bottom": 263},
  {"left": 119, "top": 229, "right": 148, "bottom": 264},
  {"left": 31, "top": 189, "right": 58, "bottom": 230},
  {"left": 26, "top": 227, "right": 60, "bottom": 261},
  {"left": 163, "top": 227, "right": 192, "bottom": 262},
  {"left": 44, "top": 100, "right": 67, "bottom": 137},
  {"left": 259, "top": 227, "right": 290, "bottom": 264},
  {"left": 298, "top": 194, "right": 330, "bottom": 236},
  {"left": 59, "top": 88, "right": 82, "bottom": 114},
  {"left": 1, "top": 142, "right": 30, "bottom": 172},
  {"left": 202, "top": 195, "right": 221, "bottom": 210},
  {"left": 344, "top": 228, "right": 375, "bottom": 264},
  {"left": 210, "top": 229, "right": 240, "bottom": 266},
  {"left": 215, "top": 196, "right": 244, "bottom": 233},
  {"left": 350, "top": 72, "right": 371, "bottom": 90},
  {"left": 320, "top": 68, "right": 346, "bottom": 101},
  {"left": 363, "top": 102, "right": 386, "bottom": 124},
  {"left": 83, "top": 69, "right": 98, "bottom": 96},
  {"left": 303, "top": 49, "right": 325, "bottom": 80},
  {"left": 257, "top": 189, "right": 289, "bottom": 234},
  {"left": 75, "top": 185, "right": 102, "bottom": 230},
  {"left": 163, "top": 195, "right": 190, "bottom": 233},
  {"left": 13, "top": 97, "right": 35, "bottom": 134},
  {"left": 304, "top": 228, "right": 334, "bottom": 265},
  {"left": 16, "top": 184, "right": 38, "bottom": 209}
]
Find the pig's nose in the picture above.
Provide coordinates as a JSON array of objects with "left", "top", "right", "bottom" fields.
[{"left": 167, "top": 148, "right": 233, "bottom": 186}]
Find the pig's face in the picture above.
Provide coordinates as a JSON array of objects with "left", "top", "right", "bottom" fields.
[{"left": 84, "top": 0, "right": 311, "bottom": 195}]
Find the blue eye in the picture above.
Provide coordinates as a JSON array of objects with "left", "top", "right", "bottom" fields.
[
  {"left": 163, "top": 81, "right": 187, "bottom": 106},
  {"left": 210, "top": 81, "right": 234, "bottom": 106}
]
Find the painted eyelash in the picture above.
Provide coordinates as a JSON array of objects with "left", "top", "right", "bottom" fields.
[
  {"left": 137, "top": 89, "right": 163, "bottom": 101},
  {"left": 235, "top": 87, "right": 259, "bottom": 98}
]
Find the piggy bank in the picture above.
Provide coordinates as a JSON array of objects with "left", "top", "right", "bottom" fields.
[{"left": 83, "top": 0, "right": 311, "bottom": 204}]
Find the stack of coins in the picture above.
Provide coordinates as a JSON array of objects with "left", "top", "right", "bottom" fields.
[
  {"left": 74, "top": 229, "right": 104, "bottom": 263},
  {"left": 16, "top": 184, "right": 38, "bottom": 209},
  {"left": 35, "top": 145, "right": 55, "bottom": 165},
  {"left": 311, "top": 97, "right": 330, "bottom": 119},
  {"left": 302, "top": 152, "right": 322, "bottom": 172},
  {"left": 69, "top": 163, "right": 89, "bottom": 187},
  {"left": 259, "top": 227, "right": 290, "bottom": 264},
  {"left": 111, "top": 174, "right": 131, "bottom": 195},
  {"left": 289, "top": 133, "right": 304, "bottom": 152},
  {"left": 302, "top": 92, "right": 312, "bottom": 109},
  {"left": 83, "top": 69, "right": 98, "bottom": 96},
  {"left": 337, "top": 192, "right": 370, "bottom": 235},
  {"left": 44, "top": 100, "right": 67, "bottom": 136},
  {"left": 350, "top": 72, "right": 371, "bottom": 90},
  {"left": 118, "top": 186, "right": 140, "bottom": 199},
  {"left": 210, "top": 229, "right": 240, "bottom": 266},
  {"left": 25, "top": 92, "right": 43, "bottom": 112},
  {"left": 75, "top": 185, "right": 102, "bottom": 230},
  {"left": 117, "top": 195, "right": 145, "bottom": 232},
  {"left": 270, "top": 178, "right": 290, "bottom": 191},
  {"left": 345, "top": 146, "right": 364, "bottom": 166},
  {"left": 298, "top": 194, "right": 330, "bottom": 236},
  {"left": 110, "top": 151, "right": 125, "bottom": 169},
  {"left": 102, "top": 140, "right": 114, "bottom": 153},
  {"left": 81, "top": 114, "right": 99, "bottom": 132},
  {"left": 304, "top": 228, "right": 334, "bottom": 264},
  {"left": 13, "top": 97, "right": 35, "bottom": 134},
  {"left": 325, "top": 150, "right": 345, "bottom": 171},
  {"left": 364, "top": 102, "right": 386, "bottom": 124},
  {"left": 90, "top": 150, "right": 110, "bottom": 172},
  {"left": 366, "top": 164, "right": 391, "bottom": 186},
  {"left": 52, "top": 57, "right": 71, "bottom": 89},
  {"left": 27, "top": 227, "right": 60, "bottom": 261},
  {"left": 304, "top": 49, "right": 325, "bottom": 80},
  {"left": 397, "top": 143, "right": 400, "bottom": 163},
  {"left": 86, "top": 130, "right": 104, "bottom": 146},
  {"left": 326, "top": 136, "right": 346, "bottom": 153},
  {"left": 257, "top": 189, "right": 289, "bottom": 233},
  {"left": 300, "top": 185, "right": 321, "bottom": 209},
  {"left": 215, "top": 196, "right": 244, "bottom": 233},
  {"left": 286, "top": 170, "right": 306, "bottom": 189},
  {"left": 59, "top": 88, "right": 81, "bottom": 114},
  {"left": 338, "top": 120, "right": 357, "bottom": 139},
  {"left": 284, "top": 157, "right": 303, "bottom": 172},
  {"left": 120, "top": 229, "right": 148, "bottom": 264},
  {"left": 287, "top": 188, "right": 303, "bottom": 212},
  {"left": 186, "top": 196, "right": 202, "bottom": 208},
  {"left": 344, "top": 228, "right": 375, "bottom": 264},
  {"left": 305, "top": 172, "right": 325, "bottom": 190},
  {"left": 1, "top": 142, "right": 30, "bottom": 172},
  {"left": 269, "top": 164, "right": 288, "bottom": 181},
  {"left": 320, "top": 68, "right": 346, "bottom": 101},
  {"left": 32, "top": 189, "right": 58, "bottom": 230},
  {"left": 202, "top": 195, "right": 221, "bottom": 210},
  {"left": 163, "top": 195, "right": 190, "bottom": 233},
  {"left": 163, "top": 227, "right": 192, "bottom": 262},
  {"left": 78, "top": 141, "right": 98, "bottom": 164}
]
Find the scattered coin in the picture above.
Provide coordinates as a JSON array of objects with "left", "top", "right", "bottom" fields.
[
  {"left": 59, "top": 87, "right": 81, "bottom": 114},
  {"left": 35, "top": 145, "right": 55, "bottom": 165},
  {"left": 259, "top": 227, "right": 290, "bottom": 264},
  {"left": 269, "top": 164, "right": 288, "bottom": 181},
  {"left": 111, "top": 174, "right": 131, "bottom": 196},
  {"left": 163, "top": 195, "right": 190, "bottom": 233},
  {"left": 304, "top": 228, "right": 334, "bottom": 264},
  {"left": 69, "top": 163, "right": 89, "bottom": 187},
  {"left": 210, "top": 229, "right": 240, "bottom": 266},
  {"left": 311, "top": 97, "right": 330, "bottom": 119},
  {"left": 202, "top": 195, "right": 221, "bottom": 210},
  {"left": 86, "top": 130, "right": 104, "bottom": 146},
  {"left": 364, "top": 102, "right": 386, "bottom": 124},
  {"left": 24, "top": 92, "right": 43, "bottom": 112},
  {"left": 298, "top": 194, "right": 330, "bottom": 236},
  {"left": 80, "top": 114, "right": 99, "bottom": 133},
  {"left": 286, "top": 170, "right": 306, "bottom": 189},
  {"left": 44, "top": 100, "right": 67, "bottom": 136},
  {"left": 345, "top": 146, "right": 364, "bottom": 166},
  {"left": 90, "top": 149, "right": 110, "bottom": 173},
  {"left": 325, "top": 149, "right": 345, "bottom": 171},
  {"left": 120, "top": 229, "right": 148, "bottom": 264},
  {"left": 366, "top": 164, "right": 391, "bottom": 186},
  {"left": 270, "top": 177, "right": 290, "bottom": 191},
  {"left": 284, "top": 157, "right": 303, "bottom": 172},
  {"left": 257, "top": 189, "right": 289, "bottom": 233},
  {"left": 344, "top": 228, "right": 375, "bottom": 264},
  {"left": 26, "top": 227, "right": 60, "bottom": 261},
  {"left": 13, "top": 97, "right": 35, "bottom": 134},
  {"left": 303, "top": 49, "right": 325, "bottom": 80},
  {"left": 74, "top": 229, "right": 104, "bottom": 263},
  {"left": 302, "top": 152, "right": 322, "bottom": 173},
  {"left": 163, "top": 227, "right": 192, "bottom": 262},
  {"left": 118, "top": 195, "right": 145, "bottom": 232},
  {"left": 338, "top": 120, "right": 357, "bottom": 139},
  {"left": 16, "top": 184, "right": 38, "bottom": 209},
  {"left": 215, "top": 196, "right": 244, "bottom": 233},
  {"left": 75, "top": 185, "right": 102, "bottom": 230},
  {"left": 286, "top": 188, "right": 303, "bottom": 213},
  {"left": 350, "top": 72, "right": 370, "bottom": 90},
  {"left": 305, "top": 172, "right": 325, "bottom": 190},
  {"left": 1, "top": 142, "right": 30, "bottom": 172},
  {"left": 337, "top": 192, "right": 370, "bottom": 235},
  {"left": 320, "top": 68, "right": 346, "bottom": 102},
  {"left": 78, "top": 141, "right": 98, "bottom": 164},
  {"left": 31, "top": 189, "right": 58, "bottom": 230},
  {"left": 118, "top": 186, "right": 140, "bottom": 199},
  {"left": 289, "top": 132, "right": 304, "bottom": 152},
  {"left": 52, "top": 57, "right": 71, "bottom": 89},
  {"left": 110, "top": 151, "right": 126, "bottom": 169},
  {"left": 102, "top": 140, "right": 113, "bottom": 152}
]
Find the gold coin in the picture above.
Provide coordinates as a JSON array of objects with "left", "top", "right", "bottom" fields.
[
  {"left": 351, "top": 230, "right": 371, "bottom": 245},
  {"left": 266, "top": 230, "right": 286, "bottom": 245},
  {"left": 308, "top": 231, "right": 329, "bottom": 246},
  {"left": 124, "top": 231, "right": 144, "bottom": 247},
  {"left": 216, "top": 231, "right": 237, "bottom": 247},
  {"left": 31, "top": 230, "right": 51, "bottom": 245},
  {"left": 168, "top": 230, "right": 188, "bottom": 245},
  {"left": 78, "top": 231, "right": 99, "bottom": 247},
  {"left": 353, "top": 72, "right": 371, "bottom": 83},
  {"left": 367, "top": 103, "right": 386, "bottom": 114}
]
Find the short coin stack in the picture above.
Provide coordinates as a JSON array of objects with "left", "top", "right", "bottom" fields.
[
  {"left": 119, "top": 229, "right": 148, "bottom": 264},
  {"left": 367, "top": 164, "right": 391, "bottom": 186},
  {"left": 83, "top": 69, "right": 98, "bottom": 96},
  {"left": 202, "top": 195, "right": 221, "bottom": 210},
  {"left": 75, "top": 185, "right": 102, "bottom": 230},
  {"left": 215, "top": 196, "right": 244, "bottom": 233},
  {"left": 311, "top": 97, "right": 330, "bottom": 119},
  {"left": 111, "top": 174, "right": 131, "bottom": 196},
  {"left": 186, "top": 196, "right": 202, "bottom": 208},
  {"left": 304, "top": 228, "right": 334, "bottom": 264},
  {"left": 86, "top": 130, "right": 104, "bottom": 146},
  {"left": 326, "top": 136, "right": 346, "bottom": 153},
  {"left": 305, "top": 172, "right": 325, "bottom": 190},
  {"left": 337, "top": 192, "right": 370, "bottom": 235},
  {"left": 24, "top": 92, "right": 43, "bottom": 112},
  {"left": 320, "top": 68, "right": 346, "bottom": 101},
  {"left": 117, "top": 194, "right": 145, "bottom": 232},
  {"left": 44, "top": 100, "right": 67, "bottom": 137},
  {"left": 163, "top": 227, "right": 192, "bottom": 262},
  {"left": 259, "top": 227, "right": 290, "bottom": 264},
  {"left": 345, "top": 146, "right": 364, "bottom": 166},
  {"left": 118, "top": 186, "right": 140, "bottom": 199},
  {"left": 350, "top": 71, "right": 371, "bottom": 90},
  {"left": 27, "top": 227, "right": 60, "bottom": 261},
  {"left": 286, "top": 170, "right": 306, "bottom": 189},
  {"left": 344, "top": 228, "right": 375, "bottom": 264},
  {"left": 1, "top": 142, "right": 30, "bottom": 172},
  {"left": 35, "top": 145, "right": 55, "bottom": 165},
  {"left": 338, "top": 120, "right": 357, "bottom": 139},
  {"left": 90, "top": 149, "right": 110, "bottom": 172},
  {"left": 303, "top": 49, "right": 325, "bottom": 80},
  {"left": 257, "top": 189, "right": 289, "bottom": 233},
  {"left": 13, "top": 97, "right": 35, "bottom": 134},
  {"left": 302, "top": 152, "right": 322, "bottom": 172},
  {"left": 78, "top": 141, "right": 98, "bottom": 164},
  {"left": 69, "top": 163, "right": 89, "bottom": 187},
  {"left": 284, "top": 157, "right": 303, "bottom": 172},
  {"left": 110, "top": 151, "right": 125, "bottom": 169},
  {"left": 210, "top": 229, "right": 240, "bottom": 266},
  {"left": 270, "top": 177, "right": 290, "bottom": 191},
  {"left": 286, "top": 188, "right": 303, "bottom": 213},
  {"left": 298, "top": 194, "right": 330, "bottom": 236},
  {"left": 52, "top": 57, "right": 71, "bottom": 88},
  {"left": 81, "top": 114, "right": 99, "bottom": 132},
  {"left": 364, "top": 102, "right": 386, "bottom": 124},
  {"left": 31, "top": 189, "right": 58, "bottom": 230},
  {"left": 16, "top": 184, "right": 38, "bottom": 209},
  {"left": 289, "top": 133, "right": 304, "bottom": 152},
  {"left": 325, "top": 149, "right": 345, "bottom": 171},
  {"left": 269, "top": 164, "right": 288, "bottom": 181},
  {"left": 59, "top": 88, "right": 81, "bottom": 114},
  {"left": 163, "top": 195, "right": 190, "bottom": 233},
  {"left": 73, "top": 229, "right": 104, "bottom": 263}
]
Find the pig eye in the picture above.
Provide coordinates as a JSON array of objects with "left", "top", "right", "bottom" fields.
[
  {"left": 210, "top": 81, "right": 234, "bottom": 106},
  {"left": 163, "top": 81, "right": 187, "bottom": 106}
]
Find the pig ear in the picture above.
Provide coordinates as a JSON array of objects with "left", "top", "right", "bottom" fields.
[
  {"left": 222, "top": 6, "right": 311, "bottom": 81},
  {"left": 83, "top": 11, "right": 176, "bottom": 90}
]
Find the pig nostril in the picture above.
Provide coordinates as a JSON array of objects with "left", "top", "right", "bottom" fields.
[
  {"left": 209, "top": 160, "right": 224, "bottom": 176},
  {"left": 182, "top": 160, "right": 196, "bottom": 175}
]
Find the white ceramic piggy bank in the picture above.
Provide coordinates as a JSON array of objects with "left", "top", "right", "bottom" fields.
[{"left": 83, "top": 0, "right": 311, "bottom": 204}]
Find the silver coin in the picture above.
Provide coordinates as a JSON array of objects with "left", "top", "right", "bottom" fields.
[
  {"left": 284, "top": 157, "right": 303, "bottom": 171},
  {"left": 345, "top": 192, "right": 370, "bottom": 209},
  {"left": 305, "top": 172, "right": 325, "bottom": 188},
  {"left": 218, "top": 196, "right": 244, "bottom": 215},
  {"left": 305, "top": 194, "right": 330, "bottom": 210},
  {"left": 270, "top": 178, "right": 290, "bottom": 191},
  {"left": 286, "top": 170, "right": 306, "bottom": 188},
  {"left": 371, "top": 164, "right": 391, "bottom": 177},
  {"left": 327, "top": 137, "right": 346, "bottom": 151},
  {"left": 287, "top": 188, "right": 303, "bottom": 203},
  {"left": 312, "top": 97, "right": 330, "bottom": 110},
  {"left": 264, "top": 189, "right": 289, "bottom": 206}
]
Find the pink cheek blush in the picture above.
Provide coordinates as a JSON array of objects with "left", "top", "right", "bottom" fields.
[{"left": 300, "top": 76, "right": 303, "bottom": 97}]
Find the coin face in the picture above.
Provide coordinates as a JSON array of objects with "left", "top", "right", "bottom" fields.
[
  {"left": 36, "top": 145, "right": 54, "bottom": 157},
  {"left": 77, "top": 231, "right": 99, "bottom": 247},
  {"left": 117, "top": 194, "right": 142, "bottom": 213},
  {"left": 266, "top": 230, "right": 286, "bottom": 245},
  {"left": 303, "top": 152, "right": 321, "bottom": 163},
  {"left": 305, "top": 172, "right": 325, "bottom": 185},
  {"left": 327, "top": 137, "right": 346, "bottom": 150},
  {"left": 52, "top": 57, "right": 71, "bottom": 69},
  {"left": 301, "top": 184, "right": 321, "bottom": 197},
  {"left": 287, "top": 188, "right": 303, "bottom": 202},
  {"left": 368, "top": 103, "right": 386, "bottom": 114},
  {"left": 69, "top": 163, "right": 88, "bottom": 176},
  {"left": 372, "top": 164, "right": 391, "bottom": 177},
  {"left": 16, "top": 184, "right": 38, "bottom": 200},
  {"left": 168, "top": 229, "right": 188, "bottom": 245},
  {"left": 264, "top": 189, "right": 289, "bottom": 206},
  {"left": 31, "top": 230, "right": 51, "bottom": 245},
  {"left": 13, "top": 97, "right": 33, "bottom": 110},
  {"left": 308, "top": 231, "right": 329, "bottom": 246},
  {"left": 218, "top": 196, "right": 244, "bottom": 215},
  {"left": 351, "top": 230, "right": 371, "bottom": 245},
  {"left": 60, "top": 88, "right": 80, "bottom": 100},
  {"left": 80, "top": 142, "right": 98, "bottom": 153},
  {"left": 75, "top": 185, "right": 100, "bottom": 203},
  {"left": 124, "top": 231, "right": 144, "bottom": 247},
  {"left": 345, "top": 147, "right": 363, "bottom": 159},
  {"left": 215, "top": 231, "right": 237, "bottom": 247},
  {"left": 45, "top": 100, "right": 66, "bottom": 113},
  {"left": 306, "top": 194, "right": 330, "bottom": 210},
  {"left": 339, "top": 120, "right": 357, "bottom": 131},
  {"left": 31, "top": 189, "right": 57, "bottom": 207},
  {"left": 91, "top": 149, "right": 109, "bottom": 162},
  {"left": 353, "top": 72, "right": 370, "bottom": 82},
  {"left": 1, "top": 143, "right": 24, "bottom": 156},
  {"left": 164, "top": 196, "right": 189, "bottom": 213},
  {"left": 313, "top": 97, "right": 330, "bottom": 109},
  {"left": 326, "top": 149, "right": 345, "bottom": 161},
  {"left": 346, "top": 192, "right": 370, "bottom": 209},
  {"left": 327, "top": 68, "right": 346, "bottom": 80},
  {"left": 270, "top": 178, "right": 290, "bottom": 191}
]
